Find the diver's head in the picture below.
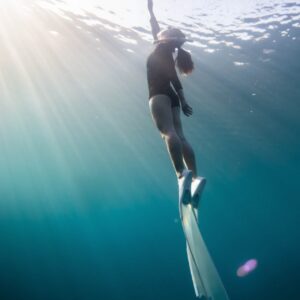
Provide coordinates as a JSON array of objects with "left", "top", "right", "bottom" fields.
[
  {"left": 154, "top": 28, "right": 194, "bottom": 75},
  {"left": 154, "top": 28, "right": 193, "bottom": 49}
]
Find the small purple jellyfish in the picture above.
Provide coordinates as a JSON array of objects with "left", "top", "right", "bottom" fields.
[{"left": 237, "top": 259, "right": 258, "bottom": 277}]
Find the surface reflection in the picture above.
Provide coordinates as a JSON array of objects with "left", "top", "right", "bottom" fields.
[{"left": 38, "top": 0, "right": 300, "bottom": 54}]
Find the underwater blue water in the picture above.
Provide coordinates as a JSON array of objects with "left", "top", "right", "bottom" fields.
[{"left": 0, "top": 1, "right": 299, "bottom": 299}]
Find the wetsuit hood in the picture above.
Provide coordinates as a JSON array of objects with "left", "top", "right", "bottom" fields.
[{"left": 154, "top": 28, "right": 193, "bottom": 45}]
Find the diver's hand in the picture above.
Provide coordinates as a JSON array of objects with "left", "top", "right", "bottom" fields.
[
  {"left": 177, "top": 90, "right": 192, "bottom": 116},
  {"left": 148, "top": 0, "right": 153, "bottom": 12},
  {"left": 182, "top": 102, "right": 193, "bottom": 117}
]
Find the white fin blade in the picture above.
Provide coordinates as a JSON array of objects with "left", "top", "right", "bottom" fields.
[{"left": 180, "top": 203, "right": 230, "bottom": 300}]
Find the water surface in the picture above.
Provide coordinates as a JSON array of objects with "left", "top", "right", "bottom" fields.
[{"left": 0, "top": 1, "right": 299, "bottom": 299}]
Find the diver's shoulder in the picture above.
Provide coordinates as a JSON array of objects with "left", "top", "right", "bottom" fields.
[{"left": 146, "top": 50, "right": 156, "bottom": 65}]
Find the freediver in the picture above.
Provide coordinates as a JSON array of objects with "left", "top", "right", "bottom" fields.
[{"left": 146, "top": 0, "right": 205, "bottom": 204}]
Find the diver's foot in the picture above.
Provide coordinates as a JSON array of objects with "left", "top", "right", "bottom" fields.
[
  {"left": 191, "top": 177, "right": 206, "bottom": 208},
  {"left": 178, "top": 169, "right": 193, "bottom": 205}
]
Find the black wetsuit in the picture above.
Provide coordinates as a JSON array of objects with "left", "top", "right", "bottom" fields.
[{"left": 147, "top": 44, "right": 182, "bottom": 107}]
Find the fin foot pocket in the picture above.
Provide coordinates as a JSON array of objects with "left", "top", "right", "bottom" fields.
[
  {"left": 191, "top": 177, "right": 206, "bottom": 208},
  {"left": 182, "top": 189, "right": 191, "bottom": 205},
  {"left": 178, "top": 169, "right": 193, "bottom": 206}
]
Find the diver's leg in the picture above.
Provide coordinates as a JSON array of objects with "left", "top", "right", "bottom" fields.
[
  {"left": 149, "top": 95, "right": 185, "bottom": 178},
  {"left": 172, "top": 106, "right": 198, "bottom": 179}
]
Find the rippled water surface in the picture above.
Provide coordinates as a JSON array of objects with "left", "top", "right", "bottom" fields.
[{"left": 0, "top": 1, "right": 299, "bottom": 300}]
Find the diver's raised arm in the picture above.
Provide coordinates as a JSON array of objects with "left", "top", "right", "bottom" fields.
[{"left": 148, "top": 0, "right": 160, "bottom": 41}]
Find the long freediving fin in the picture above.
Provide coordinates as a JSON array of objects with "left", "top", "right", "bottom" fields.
[
  {"left": 179, "top": 177, "right": 230, "bottom": 299},
  {"left": 186, "top": 178, "right": 208, "bottom": 298}
]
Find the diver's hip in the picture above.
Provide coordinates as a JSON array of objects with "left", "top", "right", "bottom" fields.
[{"left": 149, "top": 93, "right": 180, "bottom": 108}]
